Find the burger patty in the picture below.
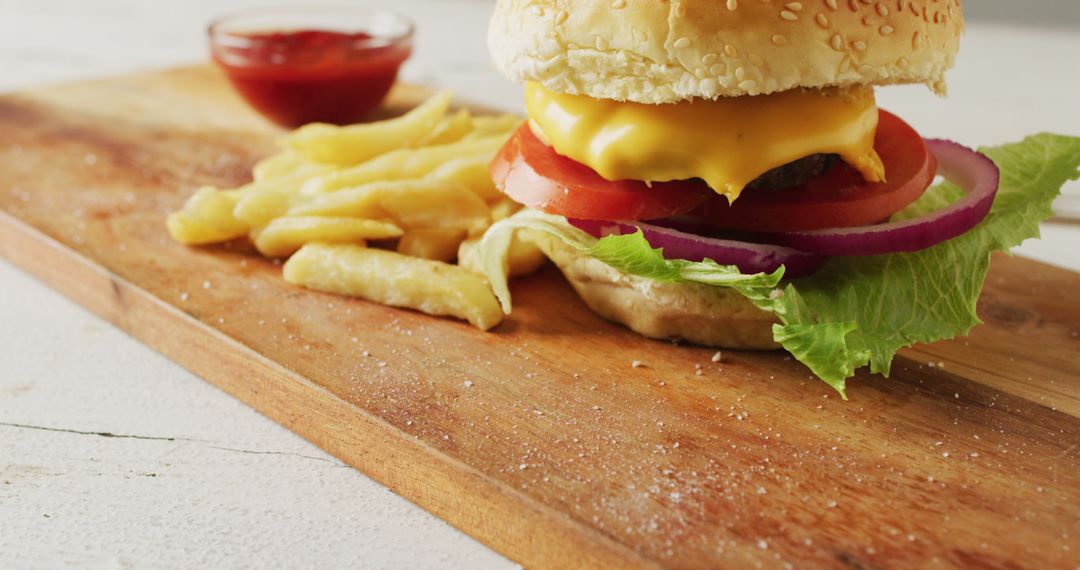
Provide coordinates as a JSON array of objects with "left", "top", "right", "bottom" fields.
[{"left": 746, "top": 153, "right": 840, "bottom": 191}]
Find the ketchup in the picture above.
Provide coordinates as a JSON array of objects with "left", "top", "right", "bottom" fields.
[{"left": 212, "top": 29, "right": 412, "bottom": 127}]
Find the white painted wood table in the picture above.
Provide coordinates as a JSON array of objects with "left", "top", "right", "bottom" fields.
[{"left": 1, "top": 1, "right": 1078, "bottom": 567}]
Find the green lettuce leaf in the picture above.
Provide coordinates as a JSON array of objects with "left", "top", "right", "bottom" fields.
[
  {"left": 478, "top": 134, "right": 1080, "bottom": 397},
  {"left": 478, "top": 210, "right": 783, "bottom": 313},
  {"left": 756, "top": 133, "right": 1080, "bottom": 395}
]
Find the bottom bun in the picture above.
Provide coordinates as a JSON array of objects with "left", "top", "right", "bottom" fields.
[{"left": 531, "top": 232, "right": 780, "bottom": 350}]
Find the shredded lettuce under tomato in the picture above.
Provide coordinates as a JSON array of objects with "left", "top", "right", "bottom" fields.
[{"left": 478, "top": 133, "right": 1080, "bottom": 397}]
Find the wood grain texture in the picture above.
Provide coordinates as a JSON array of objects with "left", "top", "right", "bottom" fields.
[{"left": 0, "top": 66, "right": 1077, "bottom": 570}]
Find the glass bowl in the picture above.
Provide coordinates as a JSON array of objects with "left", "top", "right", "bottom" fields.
[{"left": 209, "top": 6, "right": 414, "bottom": 127}]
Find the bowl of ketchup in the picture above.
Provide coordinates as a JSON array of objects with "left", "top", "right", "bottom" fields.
[{"left": 209, "top": 7, "right": 414, "bottom": 128}]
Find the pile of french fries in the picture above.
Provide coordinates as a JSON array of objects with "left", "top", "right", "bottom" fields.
[{"left": 167, "top": 91, "right": 544, "bottom": 330}]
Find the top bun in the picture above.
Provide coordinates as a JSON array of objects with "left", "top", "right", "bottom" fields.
[{"left": 489, "top": 0, "right": 963, "bottom": 103}]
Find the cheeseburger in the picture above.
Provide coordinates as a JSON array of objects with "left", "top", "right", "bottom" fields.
[{"left": 479, "top": 0, "right": 1075, "bottom": 394}]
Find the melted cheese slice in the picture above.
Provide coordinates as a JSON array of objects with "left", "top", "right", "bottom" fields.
[{"left": 525, "top": 82, "right": 885, "bottom": 202}]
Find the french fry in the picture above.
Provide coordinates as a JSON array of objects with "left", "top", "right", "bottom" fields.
[
  {"left": 233, "top": 186, "right": 295, "bottom": 227},
  {"left": 252, "top": 216, "right": 403, "bottom": 257},
  {"left": 167, "top": 187, "right": 248, "bottom": 245},
  {"left": 458, "top": 231, "right": 545, "bottom": 278},
  {"left": 397, "top": 228, "right": 467, "bottom": 262},
  {"left": 288, "top": 184, "right": 386, "bottom": 218},
  {"left": 253, "top": 151, "right": 306, "bottom": 181},
  {"left": 464, "top": 114, "right": 524, "bottom": 140},
  {"left": 425, "top": 154, "right": 501, "bottom": 201},
  {"left": 422, "top": 109, "right": 473, "bottom": 146},
  {"left": 234, "top": 165, "right": 334, "bottom": 226},
  {"left": 378, "top": 181, "right": 490, "bottom": 234},
  {"left": 170, "top": 88, "right": 527, "bottom": 331},
  {"left": 283, "top": 242, "right": 503, "bottom": 330},
  {"left": 291, "top": 179, "right": 490, "bottom": 234},
  {"left": 286, "top": 91, "right": 453, "bottom": 166},
  {"left": 302, "top": 134, "right": 507, "bottom": 194},
  {"left": 489, "top": 198, "right": 522, "bottom": 222}
]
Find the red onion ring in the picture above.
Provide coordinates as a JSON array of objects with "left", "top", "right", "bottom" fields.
[
  {"left": 568, "top": 218, "right": 828, "bottom": 278},
  {"left": 568, "top": 139, "right": 998, "bottom": 277},
  {"left": 761, "top": 139, "right": 1000, "bottom": 255}
]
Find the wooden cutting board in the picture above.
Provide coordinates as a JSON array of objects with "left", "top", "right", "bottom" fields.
[{"left": 1, "top": 66, "right": 1077, "bottom": 570}]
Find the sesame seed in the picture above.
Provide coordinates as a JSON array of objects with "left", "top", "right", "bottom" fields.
[
  {"left": 771, "top": 34, "right": 788, "bottom": 45},
  {"left": 830, "top": 33, "right": 844, "bottom": 50},
  {"left": 702, "top": 52, "right": 719, "bottom": 65},
  {"left": 735, "top": 66, "right": 746, "bottom": 81},
  {"left": 632, "top": 360, "right": 645, "bottom": 368},
  {"left": 748, "top": 53, "right": 764, "bottom": 66},
  {"left": 709, "top": 64, "right": 725, "bottom": 75},
  {"left": 880, "top": 25, "right": 895, "bottom": 35},
  {"left": 785, "top": 2, "right": 803, "bottom": 10},
  {"left": 673, "top": 37, "right": 690, "bottom": 49},
  {"left": 675, "top": 2, "right": 686, "bottom": 17},
  {"left": 711, "top": 351, "right": 724, "bottom": 363},
  {"left": 816, "top": 13, "right": 830, "bottom": 27},
  {"left": 724, "top": 44, "right": 738, "bottom": 57},
  {"left": 726, "top": 0, "right": 738, "bottom": 9},
  {"left": 877, "top": 4, "right": 889, "bottom": 16},
  {"left": 853, "top": 40, "right": 867, "bottom": 51},
  {"left": 738, "top": 79, "right": 758, "bottom": 91},
  {"left": 780, "top": 10, "right": 798, "bottom": 20},
  {"left": 826, "top": 0, "right": 838, "bottom": 9},
  {"left": 694, "top": 68, "right": 706, "bottom": 79}
]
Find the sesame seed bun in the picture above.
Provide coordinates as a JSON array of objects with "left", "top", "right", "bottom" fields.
[
  {"left": 531, "top": 231, "right": 780, "bottom": 350},
  {"left": 489, "top": 0, "right": 964, "bottom": 103}
]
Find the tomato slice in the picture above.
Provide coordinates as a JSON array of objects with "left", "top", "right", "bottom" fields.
[
  {"left": 693, "top": 110, "right": 936, "bottom": 232},
  {"left": 490, "top": 110, "right": 934, "bottom": 231},
  {"left": 490, "top": 124, "right": 714, "bottom": 220}
]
